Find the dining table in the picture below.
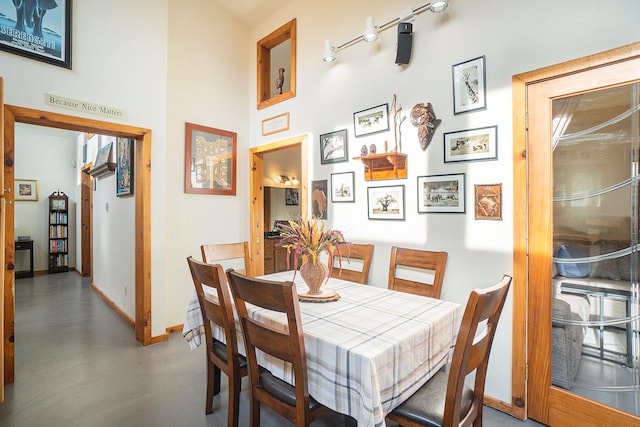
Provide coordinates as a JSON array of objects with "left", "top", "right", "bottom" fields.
[{"left": 183, "top": 270, "right": 462, "bottom": 427}]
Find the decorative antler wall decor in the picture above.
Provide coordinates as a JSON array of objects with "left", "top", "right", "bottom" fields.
[{"left": 410, "top": 102, "right": 441, "bottom": 150}]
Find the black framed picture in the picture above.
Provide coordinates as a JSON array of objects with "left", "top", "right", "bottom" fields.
[
  {"left": 320, "top": 129, "right": 348, "bottom": 164},
  {"left": 443, "top": 126, "right": 497, "bottom": 163},
  {"left": 367, "top": 185, "right": 405, "bottom": 220},
  {"left": 311, "top": 180, "right": 328, "bottom": 219},
  {"left": 353, "top": 104, "right": 389, "bottom": 137},
  {"left": 116, "top": 137, "right": 134, "bottom": 197},
  {"left": 452, "top": 56, "right": 486, "bottom": 114},
  {"left": 285, "top": 188, "right": 299, "bottom": 206},
  {"left": 331, "top": 172, "right": 355, "bottom": 203},
  {"left": 417, "top": 173, "right": 466, "bottom": 214},
  {"left": 0, "top": 0, "right": 72, "bottom": 69}
]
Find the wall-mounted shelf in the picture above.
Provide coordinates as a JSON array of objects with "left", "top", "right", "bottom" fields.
[
  {"left": 87, "top": 162, "right": 116, "bottom": 178},
  {"left": 353, "top": 152, "right": 407, "bottom": 181}
]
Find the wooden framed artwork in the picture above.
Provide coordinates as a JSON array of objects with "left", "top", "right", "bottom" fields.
[
  {"left": 417, "top": 173, "right": 465, "bottom": 214},
  {"left": 320, "top": 129, "right": 348, "bottom": 164},
  {"left": 367, "top": 184, "right": 405, "bottom": 220},
  {"left": 184, "top": 122, "right": 237, "bottom": 195},
  {"left": 452, "top": 55, "right": 486, "bottom": 114},
  {"left": 474, "top": 183, "right": 502, "bottom": 220},
  {"left": 15, "top": 179, "right": 38, "bottom": 202},
  {"left": 331, "top": 172, "right": 355, "bottom": 202},
  {"left": 353, "top": 104, "right": 389, "bottom": 137},
  {"left": 116, "top": 137, "right": 134, "bottom": 197},
  {"left": 0, "top": 0, "right": 72, "bottom": 69},
  {"left": 261, "top": 112, "right": 290, "bottom": 136},
  {"left": 311, "top": 180, "right": 328, "bottom": 219},
  {"left": 444, "top": 125, "right": 497, "bottom": 163}
]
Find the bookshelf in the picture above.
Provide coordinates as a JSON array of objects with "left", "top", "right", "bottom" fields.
[{"left": 48, "top": 191, "right": 69, "bottom": 274}]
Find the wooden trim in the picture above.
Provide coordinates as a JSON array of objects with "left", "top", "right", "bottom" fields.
[
  {"left": 512, "top": 41, "right": 640, "bottom": 424},
  {"left": 249, "top": 134, "right": 307, "bottom": 277},
  {"left": 484, "top": 394, "right": 513, "bottom": 415},
  {"left": 256, "top": 19, "right": 296, "bottom": 110},
  {"left": 0, "top": 76, "right": 4, "bottom": 403},
  {"left": 3, "top": 105, "right": 153, "bottom": 386},
  {"left": 91, "top": 282, "right": 135, "bottom": 328},
  {"left": 165, "top": 324, "right": 183, "bottom": 334}
]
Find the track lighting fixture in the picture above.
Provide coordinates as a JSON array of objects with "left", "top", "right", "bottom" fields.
[{"left": 363, "top": 17, "right": 378, "bottom": 42}]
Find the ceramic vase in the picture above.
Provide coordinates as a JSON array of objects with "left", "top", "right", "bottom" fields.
[{"left": 299, "top": 261, "right": 328, "bottom": 295}]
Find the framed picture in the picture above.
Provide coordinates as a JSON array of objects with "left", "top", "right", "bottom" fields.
[
  {"left": 311, "top": 180, "right": 328, "bottom": 220},
  {"left": 116, "top": 137, "right": 134, "bottom": 197},
  {"left": 444, "top": 126, "right": 497, "bottom": 163},
  {"left": 95, "top": 142, "right": 113, "bottom": 166},
  {"left": 417, "top": 173, "right": 465, "bottom": 214},
  {"left": 184, "top": 122, "right": 237, "bottom": 195},
  {"left": 367, "top": 185, "right": 405, "bottom": 220},
  {"left": 0, "top": 0, "right": 72, "bottom": 69},
  {"left": 320, "top": 129, "right": 348, "bottom": 164},
  {"left": 261, "top": 112, "right": 290, "bottom": 136},
  {"left": 353, "top": 104, "right": 389, "bottom": 137},
  {"left": 452, "top": 56, "right": 486, "bottom": 114},
  {"left": 15, "top": 179, "right": 38, "bottom": 202},
  {"left": 285, "top": 188, "right": 299, "bottom": 206},
  {"left": 474, "top": 183, "right": 502, "bottom": 220},
  {"left": 331, "top": 172, "right": 355, "bottom": 203}
]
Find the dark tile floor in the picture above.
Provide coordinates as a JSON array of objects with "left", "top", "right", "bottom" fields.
[{"left": 0, "top": 272, "right": 543, "bottom": 426}]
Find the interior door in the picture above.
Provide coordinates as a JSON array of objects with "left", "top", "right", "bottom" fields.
[
  {"left": 527, "top": 55, "right": 640, "bottom": 425},
  {"left": 0, "top": 76, "right": 5, "bottom": 403}
]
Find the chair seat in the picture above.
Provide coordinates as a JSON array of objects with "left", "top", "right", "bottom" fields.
[
  {"left": 212, "top": 339, "right": 247, "bottom": 368},
  {"left": 259, "top": 370, "right": 323, "bottom": 411},
  {"left": 390, "top": 370, "right": 474, "bottom": 427}
]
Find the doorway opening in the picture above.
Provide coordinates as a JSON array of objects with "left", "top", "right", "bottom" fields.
[{"left": 3, "top": 105, "right": 153, "bottom": 386}]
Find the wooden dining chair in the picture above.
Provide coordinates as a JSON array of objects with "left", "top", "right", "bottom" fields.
[
  {"left": 201, "top": 241, "right": 251, "bottom": 274},
  {"left": 330, "top": 243, "right": 374, "bottom": 284},
  {"left": 226, "top": 269, "right": 329, "bottom": 427},
  {"left": 388, "top": 246, "right": 448, "bottom": 298},
  {"left": 186, "top": 256, "right": 248, "bottom": 427},
  {"left": 387, "top": 275, "right": 512, "bottom": 427}
]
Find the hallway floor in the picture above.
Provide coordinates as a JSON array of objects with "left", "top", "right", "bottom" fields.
[{"left": 0, "top": 272, "right": 543, "bottom": 426}]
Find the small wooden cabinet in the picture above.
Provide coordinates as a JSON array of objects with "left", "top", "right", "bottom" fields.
[
  {"left": 48, "top": 191, "right": 69, "bottom": 274},
  {"left": 264, "top": 239, "right": 292, "bottom": 274}
]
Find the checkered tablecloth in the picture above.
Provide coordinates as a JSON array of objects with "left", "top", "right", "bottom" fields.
[{"left": 183, "top": 271, "right": 461, "bottom": 427}]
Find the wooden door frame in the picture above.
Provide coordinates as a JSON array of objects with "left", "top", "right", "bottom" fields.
[
  {"left": 3, "top": 106, "right": 153, "bottom": 385},
  {"left": 80, "top": 164, "right": 92, "bottom": 278},
  {"left": 249, "top": 134, "right": 307, "bottom": 277},
  {"left": 512, "top": 42, "right": 640, "bottom": 424}
]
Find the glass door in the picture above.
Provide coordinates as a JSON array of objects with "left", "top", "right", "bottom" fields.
[
  {"left": 551, "top": 84, "right": 639, "bottom": 413},
  {"left": 525, "top": 54, "right": 640, "bottom": 426}
]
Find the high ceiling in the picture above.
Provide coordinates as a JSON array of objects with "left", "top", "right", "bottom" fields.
[{"left": 213, "top": 0, "right": 291, "bottom": 26}]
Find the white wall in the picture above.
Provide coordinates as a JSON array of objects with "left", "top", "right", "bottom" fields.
[
  {"left": 14, "top": 124, "right": 77, "bottom": 272},
  {"left": 247, "top": 0, "right": 640, "bottom": 403}
]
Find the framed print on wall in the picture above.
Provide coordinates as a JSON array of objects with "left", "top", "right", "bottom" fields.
[
  {"left": 474, "top": 183, "right": 502, "bottom": 220},
  {"left": 444, "top": 125, "right": 497, "bottom": 163},
  {"left": 311, "top": 180, "right": 328, "bottom": 219},
  {"left": 320, "top": 129, "right": 348, "bottom": 164},
  {"left": 417, "top": 173, "right": 465, "bottom": 214},
  {"left": 353, "top": 104, "right": 389, "bottom": 137},
  {"left": 0, "top": 0, "right": 72, "bottom": 69},
  {"left": 285, "top": 188, "right": 299, "bottom": 206},
  {"left": 452, "top": 55, "right": 486, "bottom": 114},
  {"left": 15, "top": 179, "right": 38, "bottom": 201},
  {"left": 331, "top": 172, "right": 355, "bottom": 203},
  {"left": 367, "top": 185, "right": 405, "bottom": 220},
  {"left": 184, "top": 122, "right": 237, "bottom": 195},
  {"left": 116, "top": 137, "right": 134, "bottom": 197}
]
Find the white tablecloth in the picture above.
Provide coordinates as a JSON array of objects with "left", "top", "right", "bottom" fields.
[{"left": 183, "top": 271, "right": 461, "bottom": 427}]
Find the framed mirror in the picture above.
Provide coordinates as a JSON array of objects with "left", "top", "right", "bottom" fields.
[{"left": 257, "top": 19, "right": 296, "bottom": 110}]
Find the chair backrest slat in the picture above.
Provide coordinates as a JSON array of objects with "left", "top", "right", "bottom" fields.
[
  {"left": 388, "top": 246, "right": 448, "bottom": 298},
  {"left": 201, "top": 242, "right": 251, "bottom": 275},
  {"left": 331, "top": 243, "right": 374, "bottom": 284}
]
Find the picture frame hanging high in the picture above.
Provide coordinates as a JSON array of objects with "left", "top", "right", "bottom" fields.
[
  {"left": 116, "top": 137, "right": 134, "bottom": 197},
  {"left": 15, "top": 179, "right": 38, "bottom": 202},
  {"left": 452, "top": 56, "right": 486, "bottom": 114},
  {"left": 0, "top": 0, "right": 72, "bottom": 69},
  {"left": 331, "top": 172, "right": 355, "bottom": 203},
  {"left": 184, "top": 123, "right": 237, "bottom": 195},
  {"left": 444, "top": 126, "right": 497, "bottom": 163},
  {"left": 320, "top": 129, "right": 348, "bottom": 164},
  {"left": 353, "top": 104, "right": 389, "bottom": 137}
]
